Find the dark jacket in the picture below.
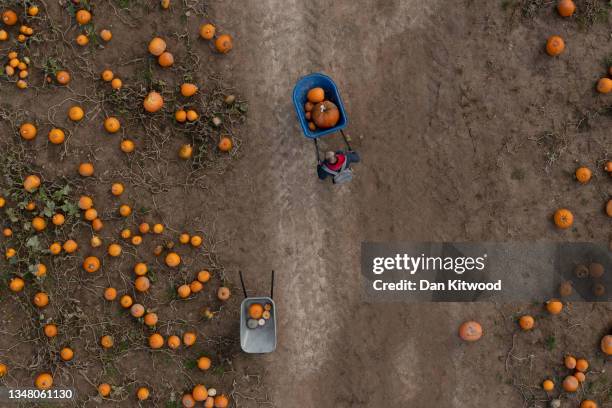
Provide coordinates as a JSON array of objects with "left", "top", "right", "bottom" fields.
[{"left": 317, "top": 151, "right": 360, "bottom": 180}]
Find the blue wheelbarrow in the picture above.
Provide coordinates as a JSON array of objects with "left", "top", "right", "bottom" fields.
[
  {"left": 238, "top": 270, "right": 276, "bottom": 354},
  {"left": 292, "top": 73, "right": 353, "bottom": 160}
]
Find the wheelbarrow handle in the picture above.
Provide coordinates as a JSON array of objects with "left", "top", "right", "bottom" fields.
[
  {"left": 270, "top": 270, "right": 275, "bottom": 299},
  {"left": 239, "top": 270, "right": 248, "bottom": 299}
]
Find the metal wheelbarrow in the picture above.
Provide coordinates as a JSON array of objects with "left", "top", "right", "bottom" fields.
[{"left": 239, "top": 270, "right": 277, "bottom": 353}]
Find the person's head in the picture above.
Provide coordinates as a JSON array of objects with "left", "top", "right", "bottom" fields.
[{"left": 325, "top": 151, "right": 337, "bottom": 164}]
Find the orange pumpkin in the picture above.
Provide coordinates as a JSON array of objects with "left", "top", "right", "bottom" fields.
[
  {"left": 182, "top": 394, "right": 196, "bottom": 408},
  {"left": 180, "top": 83, "right": 198, "bottom": 97},
  {"left": 75, "top": 9, "right": 91, "bottom": 25},
  {"left": 518, "top": 315, "right": 534, "bottom": 330},
  {"left": 542, "top": 379, "right": 554, "bottom": 392},
  {"left": 553, "top": 208, "right": 573, "bottom": 229},
  {"left": 248, "top": 303, "right": 264, "bottom": 319},
  {"left": 148, "top": 37, "right": 166, "bottom": 56},
  {"left": 144, "top": 91, "right": 164, "bottom": 112},
  {"left": 605, "top": 161, "right": 612, "bottom": 172},
  {"left": 606, "top": 199, "right": 612, "bottom": 217},
  {"left": 179, "top": 144, "right": 193, "bottom": 159},
  {"left": 307, "top": 87, "right": 325, "bottom": 103},
  {"left": 218, "top": 136, "right": 233, "bottom": 152},
  {"left": 458, "top": 320, "right": 483, "bottom": 341},
  {"left": 546, "top": 299, "right": 563, "bottom": 314},
  {"left": 601, "top": 335, "right": 612, "bottom": 355},
  {"left": 597, "top": 78, "right": 612, "bottom": 94},
  {"left": 575, "top": 358, "right": 589, "bottom": 372},
  {"left": 2, "top": 10, "right": 18, "bottom": 26},
  {"left": 20, "top": 123, "right": 37, "bottom": 140},
  {"left": 557, "top": 0, "right": 576, "bottom": 17},
  {"left": 564, "top": 355, "right": 577, "bottom": 369},
  {"left": 575, "top": 167, "right": 592, "bottom": 184},
  {"left": 580, "top": 401, "right": 598, "bottom": 408},
  {"left": 49, "top": 128, "right": 65, "bottom": 144},
  {"left": 214, "top": 394, "right": 229, "bottom": 408},
  {"left": 158, "top": 52, "right": 174, "bottom": 67},
  {"left": 104, "top": 117, "right": 120, "bottom": 133},
  {"left": 546, "top": 35, "right": 565, "bottom": 56},
  {"left": 56, "top": 70, "right": 71, "bottom": 85},
  {"left": 100, "top": 29, "right": 112, "bottom": 42},
  {"left": 200, "top": 23, "right": 215, "bottom": 40},
  {"left": 35, "top": 373, "right": 53, "bottom": 390},
  {"left": 562, "top": 375, "right": 579, "bottom": 392},
  {"left": 312, "top": 101, "right": 340, "bottom": 129},
  {"left": 215, "top": 34, "right": 233, "bottom": 53},
  {"left": 217, "top": 286, "right": 231, "bottom": 301},
  {"left": 83, "top": 256, "right": 101, "bottom": 273}
]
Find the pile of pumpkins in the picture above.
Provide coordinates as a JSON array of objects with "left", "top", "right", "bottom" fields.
[
  {"left": 246, "top": 302, "right": 273, "bottom": 329},
  {"left": 303, "top": 87, "right": 340, "bottom": 132}
]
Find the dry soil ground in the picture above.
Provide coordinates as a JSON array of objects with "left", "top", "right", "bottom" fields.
[{"left": 0, "top": 0, "right": 611, "bottom": 407}]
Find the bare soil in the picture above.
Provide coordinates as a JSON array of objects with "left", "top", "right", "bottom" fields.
[{"left": 0, "top": 0, "right": 611, "bottom": 407}]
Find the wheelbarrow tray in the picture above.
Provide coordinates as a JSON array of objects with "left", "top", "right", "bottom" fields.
[
  {"left": 292, "top": 73, "right": 348, "bottom": 139},
  {"left": 240, "top": 296, "right": 277, "bottom": 353}
]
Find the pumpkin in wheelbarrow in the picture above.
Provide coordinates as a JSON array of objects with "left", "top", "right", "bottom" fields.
[{"left": 312, "top": 101, "right": 340, "bottom": 129}]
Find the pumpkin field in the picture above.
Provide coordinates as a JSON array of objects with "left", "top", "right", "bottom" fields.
[{"left": 0, "top": 0, "right": 611, "bottom": 407}]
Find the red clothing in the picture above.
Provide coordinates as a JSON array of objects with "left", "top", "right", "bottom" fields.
[{"left": 325, "top": 154, "right": 346, "bottom": 171}]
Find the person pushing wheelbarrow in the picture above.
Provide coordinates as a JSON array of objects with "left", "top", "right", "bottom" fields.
[{"left": 293, "top": 73, "right": 361, "bottom": 185}]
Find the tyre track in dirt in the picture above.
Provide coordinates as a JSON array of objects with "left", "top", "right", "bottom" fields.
[{"left": 211, "top": 0, "right": 355, "bottom": 406}]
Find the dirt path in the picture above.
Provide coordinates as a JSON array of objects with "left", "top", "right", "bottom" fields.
[{"left": 206, "top": 0, "right": 610, "bottom": 406}]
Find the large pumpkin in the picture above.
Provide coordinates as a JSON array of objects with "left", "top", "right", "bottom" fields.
[{"left": 312, "top": 101, "right": 340, "bottom": 129}]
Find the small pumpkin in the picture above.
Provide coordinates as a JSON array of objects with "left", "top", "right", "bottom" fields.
[
  {"left": 557, "top": 0, "right": 576, "bottom": 17},
  {"left": 601, "top": 335, "right": 612, "bottom": 355},
  {"left": 596, "top": 78, "right": 612, "bottom": 94},
  {"left": 180, "top": 83, "right": 198, "bottom": 97},
  {"left": 546, "top": 35, "right": 565, "bottom": 57},
  {"left": 158, "top": 51, "right": 174, "bottom": 67},
  {"left": 312, "top": 101, "right": 340, "bottom": 129},
  {"left": 148, "top": 37, "right": 167, "bottom": 56},
  {"left": 562, "top": 375, "right": 579, "bottom": 392},
  {"left": 214, "top": 395, "right": 229, "bottom": 408},
  {"left": 75, "top": 9, "right": 91, "bottom": 25},
  {"left": 20, "top": 123, "right": 37, "bottom": 140},
  {"left": 215, "top": 34, "right": 233, "bottom": 53},
  {"left": 199, "top": 23, "right": 215, "bottom": 40},
  {"left": 542, "top": 379, "right": 554, "bottom": 392},
  {"left": 606, "top": 199, "right": 612, "bottom": 217},
  {"left": 546, "top": 299, "right": 563, "bottom": 314},
  {"left": 144, "top": 91, "right": 164, "bottom": 113},
  {"left": 605, "top": 161, "right": 612, "bottom": 172},
  {"left": 553, "top": 208, "right": 573, "bottom": 229},
  {"left": 104, "top": 117, "right": 120, "bottom": 133},
  {"left": 56, "top": 70, "right": 71, "bottom": 85},
  {"left": 564, "top": 355, "right": 577, "bottom": 369},
  {"left": 100, "top": 29, "right": 112, "bottom": 42},
  {"left": 217, "top": 286, "right": 231, "bottom": 301},
  {"left": 178, "top": 144, "right": 193, "bottom": 159},
  {"left": 518, "top": 315, "right": 534, "bottom": 330},
  {"left": 307, "top": 87, "right": 325, "bottom": 103},
  {"left": 218, "top": 136, "right": 233, "bottom": 152},
  {"left": 458, "top": 320, "right": 483, "bottom": 341},
  {"left": 575, "top": 167, "right": 592, "bottom": 184},
  {"left": 580, "top": 401, "right": 598, "bottom": 408}
]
